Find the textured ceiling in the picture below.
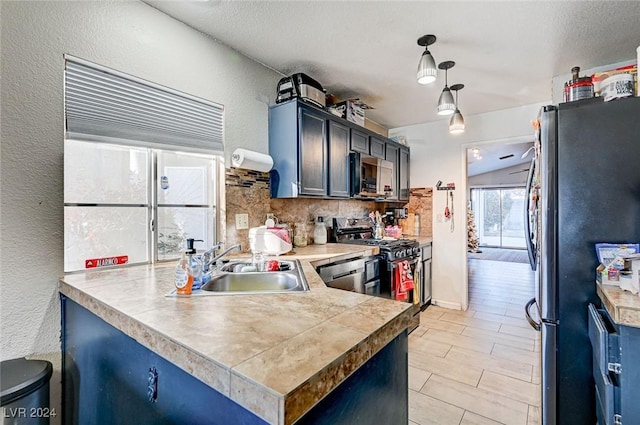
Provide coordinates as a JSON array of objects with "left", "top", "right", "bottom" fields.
[{"left": 144, "top": 1, "right": 640, "bottom": 129}]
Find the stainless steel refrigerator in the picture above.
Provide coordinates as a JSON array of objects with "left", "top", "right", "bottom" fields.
[{"left": 524, "top": 96, "right": 640, "bottom": 425}]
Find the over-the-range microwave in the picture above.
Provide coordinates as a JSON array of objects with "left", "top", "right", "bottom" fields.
[{"left": 349, "top": 152, "right": 394, "bottom": 199}]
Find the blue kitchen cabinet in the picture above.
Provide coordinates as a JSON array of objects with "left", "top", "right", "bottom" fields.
[
  {"left": 269, "top": 99, "right": 410, "bottom": 201},
  {"left": 588, "top": 304, "right": 640, "bottom": 425},
  {"left": 398, "top": 146, "right": 410, "bottom": 202},
  {"left": 327, "top": 119, "right": 350, "bottom": 198},
  {"left": 384, "top": 142, "right": 399, "bottom": 201},
  {"left": 61, "top": 296, "right": 408, "bottom": 425},
  {"left": 369, "top": 136, "right": 386, "bottom": 159},
  {"left": 349, "top": 128, "right": 369, "bottom": 154},
  {"left": 269, "top": 100, "right": 349, "bottom": 199}
]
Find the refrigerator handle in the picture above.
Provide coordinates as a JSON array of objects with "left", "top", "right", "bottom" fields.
[
  {"left": 525, "top": 297, "right": 541, "bottom": 331},
  {"left": 524, "top": 157, "right": 537, "bottom": 271}
]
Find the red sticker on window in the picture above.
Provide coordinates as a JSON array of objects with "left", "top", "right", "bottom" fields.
[{"left": 85, "top": 255, "right": 129, "bottom": 269}]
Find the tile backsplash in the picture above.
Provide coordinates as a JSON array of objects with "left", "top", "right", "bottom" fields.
[
  {"left": 225, "top": 168, "right": 271, "bottom": 252},
  {"left": 399, "top": 188, "right": 433, "bottom": 237},
  {"left": 224, "top": 168, "right": 433, "bottom": 250}
]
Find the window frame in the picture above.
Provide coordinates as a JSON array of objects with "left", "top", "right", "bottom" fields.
[{"left": 63, "top": 138, "right": 223, "bottom": 272}]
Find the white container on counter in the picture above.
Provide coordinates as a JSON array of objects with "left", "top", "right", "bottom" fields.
[{"left": 249, "top": 226, "right": 292, "bottom": 255}]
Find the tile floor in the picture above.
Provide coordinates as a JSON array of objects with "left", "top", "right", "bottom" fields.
[{"left": 408, "top": 258, "right": 540, "bottom": 425}]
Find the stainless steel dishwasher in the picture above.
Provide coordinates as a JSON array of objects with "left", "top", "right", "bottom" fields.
[{"left": 316, "top": 256, "right": 380, "bottom": 296}]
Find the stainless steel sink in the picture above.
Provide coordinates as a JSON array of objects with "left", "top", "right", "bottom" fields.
[
  {"left": 199, "top": 259, "right": 309, "bottom": 295},
  {"left": 220, "top": 260, "right": 296, "bottom": 273}
]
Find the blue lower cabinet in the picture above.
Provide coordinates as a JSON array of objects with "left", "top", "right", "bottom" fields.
[
  {"left": 296, "top": 331, "right": 408, "bottom": 425},
  {"left": 61, "top": 296, "right": 408, "bottom": 425},
  {"left": 588, "top": 304, "right": 640, "bottom": 425},
  {"left": 61, "top": 297, "right": 268, "bottom": 425}
]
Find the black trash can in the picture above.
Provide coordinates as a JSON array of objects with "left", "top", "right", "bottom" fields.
[{"left": 1, "top": 358, "right": 53, "bottom": 425}]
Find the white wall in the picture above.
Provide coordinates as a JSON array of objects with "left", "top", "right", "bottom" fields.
[
  {"left": 0, "top": 1, "right": 280, "bottom": 418},
  {"left": 391, "top": 102, "right": 548, "bottom": 310}
]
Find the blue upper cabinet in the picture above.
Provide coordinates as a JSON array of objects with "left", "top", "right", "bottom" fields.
[
  {"left": 327, "top": 120, "right": 350, "bottom": 198},
  {"left": 370, "top": 136, "right": 386, "bottom": 159},
  {"left": 350, "top": 128, "right": 369, "bottom": 154},
  {"left": 298, "top": 107, "right": 327, "bottom": 196},
  {"left": 399, "top": 147, "right": 410, "bottom": 201},
  {"left": 269, "top": 100, "right": 348, "bottom": 199},
  {"left": 269, "top": 99, "right": 409, "bottom": 200}
]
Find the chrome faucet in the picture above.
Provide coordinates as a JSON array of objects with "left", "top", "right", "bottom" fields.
[
  {"left": 202, "top": 241, "right": 224, "bottom": 269},
  {"left": 204, "top": 244, "right": 242, "bottom": 272}
]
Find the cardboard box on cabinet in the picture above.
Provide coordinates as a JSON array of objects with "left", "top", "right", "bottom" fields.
[{"left": 335, "top": 100, "right": 365, "bottom": 126}]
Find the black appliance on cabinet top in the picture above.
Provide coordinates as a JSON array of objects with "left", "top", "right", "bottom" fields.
[
  {"left": 523, "top": 96, "right": 640, "bottom": 425},
  {"left": 275, "top": 73, "right": 325, "bottom": 108}
]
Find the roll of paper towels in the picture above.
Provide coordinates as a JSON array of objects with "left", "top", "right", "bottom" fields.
[{"left": 231, "top": 148, "right": 273, "bottom": 172}]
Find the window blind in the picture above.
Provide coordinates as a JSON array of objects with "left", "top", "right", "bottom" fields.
[{"left": 64, "top": 56, "right": 224, "bottom": 152}]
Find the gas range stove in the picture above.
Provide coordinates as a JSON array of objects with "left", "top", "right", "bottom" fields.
[
  {"left": 346, "top": 238, "right": 420, "bottom": 261},
  {"left": 332, "top": 218, "right": 420, "bottom": 261}
]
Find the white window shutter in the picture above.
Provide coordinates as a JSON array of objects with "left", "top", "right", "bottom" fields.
[{"left": 64, "top": 56, "right": 224, "bottom": 152}]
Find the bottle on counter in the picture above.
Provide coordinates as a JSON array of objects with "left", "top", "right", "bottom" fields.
[
  {"left": 374, "top": 222, "right": 384, "bottom": 240},
  {"left": 294, "top": 223, "right": 307, "bottom": 247},
  {"left": 313, "top": 216, "right": 327, "bottom": 245},
  {"left": 185, "top": 238, "right": 204, "bottom": 290},
  {"left": 174, "top": 252, "right": 194, "bottom": 295}
]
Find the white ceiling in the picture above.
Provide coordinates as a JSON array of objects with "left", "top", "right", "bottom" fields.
[
  {"left": 467, "top": 141, "right": 533, "bottom": 177},
  {"left": 144, "top": 0, "right": 640, "bottom": 130}
]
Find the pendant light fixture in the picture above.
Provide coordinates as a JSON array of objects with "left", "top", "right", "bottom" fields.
[
  {"left": 449, "top": 83, "right": 465, "bottom": 134},
  {"left": 437, "top": 61, "right": 456, "bottom": 116},
  {"left": 416, "top": 34, "right": 438, "bottom": 85}
]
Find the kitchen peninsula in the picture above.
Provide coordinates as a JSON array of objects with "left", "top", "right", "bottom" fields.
[{"left": 59, "top": 244, "right": 412, "bottom": 425}]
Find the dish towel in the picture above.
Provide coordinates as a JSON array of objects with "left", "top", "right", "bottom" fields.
[{"left": 394, "top": 260, "right": 415, "bottom": 301}]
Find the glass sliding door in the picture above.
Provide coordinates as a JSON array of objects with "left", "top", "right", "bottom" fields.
[{"left": 471, "top": 187, "right": 526, "bottom": 249}]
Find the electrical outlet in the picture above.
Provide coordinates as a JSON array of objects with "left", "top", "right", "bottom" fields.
[{"left": 235, "top": 213, "right": 249, "bottom": 230}]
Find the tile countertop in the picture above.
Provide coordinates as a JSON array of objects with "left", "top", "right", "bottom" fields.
[
  {"left": 597, "top": 281, "right": 640, "bottom": 328},
  {"left": 59, "top": 243, "right": 412, "bottom": 425}
]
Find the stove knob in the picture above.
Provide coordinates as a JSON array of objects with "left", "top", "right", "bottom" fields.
[
  {"left": 395, "top": 251, "right": 402, "bottom": 259},
  {"left": 413, "top": 247, "right": 420, "bottom": 255}
]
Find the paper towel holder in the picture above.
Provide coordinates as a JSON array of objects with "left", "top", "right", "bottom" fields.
[{"left": 231, "top": 148, "right": 274, "bottom": 172}]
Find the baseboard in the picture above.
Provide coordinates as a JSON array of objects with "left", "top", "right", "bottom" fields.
[{"left": 431, "top": 299, "right": 462, "bottom": 310}]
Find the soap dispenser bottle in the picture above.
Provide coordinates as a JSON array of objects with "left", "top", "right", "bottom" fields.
[
  {"left": 185, "top": 239, "right": 204, "bottom": 290},
  {"left": 313, "top": 216, "right": 327, "bottom": 245},
  {"left": 174, "top": 252, "right": 194, "bottom": 295}
]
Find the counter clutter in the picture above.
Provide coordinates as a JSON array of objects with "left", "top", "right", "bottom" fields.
[{"left": 59, "top": 243, "right": 412, "bottom": 425}]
